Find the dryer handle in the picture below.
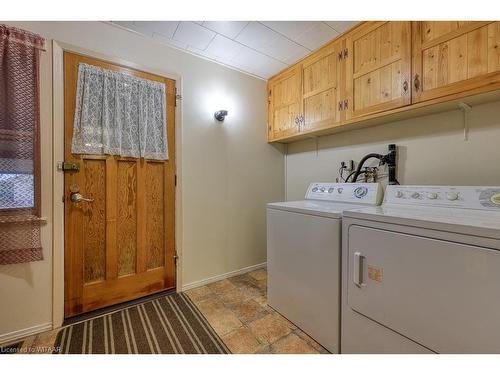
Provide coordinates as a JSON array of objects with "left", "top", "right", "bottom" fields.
[{"left": 353, "top": 252, "right": 365, "bottom": 287}]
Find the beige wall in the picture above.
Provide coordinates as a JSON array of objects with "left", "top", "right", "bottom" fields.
[
  {"left": 286, "top": 100, "right": 500, "bottom": 200},
  {"left": 0, "top": 21, "right": 284, "bottom": 342}
]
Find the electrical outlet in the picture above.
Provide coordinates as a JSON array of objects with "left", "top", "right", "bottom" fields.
[{"left": 341, "top": 160, "right": 354, "bottom": 172}]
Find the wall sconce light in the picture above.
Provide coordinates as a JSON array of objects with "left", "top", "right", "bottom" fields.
[{"left": 214, "top": 110, "right": 228, "bottom": 122}]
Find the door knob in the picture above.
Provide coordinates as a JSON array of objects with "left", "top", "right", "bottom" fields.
[{"left": 70, "top": 192, "right": 94, "bottom": 203}]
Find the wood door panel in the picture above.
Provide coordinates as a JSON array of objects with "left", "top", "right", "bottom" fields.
[
  {"left": 145, "top": 161, "right": 165, "bottom": 270},
  {"left": 116, "top": 160, "right": 137, "bottom": 277},
  {"left": 64, "top": 51, "right": 176, "bottom": 317},
  {"left": 346, "top": 21, "right": 411, "bottom": 119},
  {"left": 82, "top": 158, "right": 106, "bottom": 284},
  {"left": 303, "top": 88, "right": 336, "bottom": 127},
  {"left": 413, "top": 21, "right": 500, "bottom": 102},
  {"left": 302, "top": 40, "right": 342, "bottom": 131},
  {"left": 488, "top": 23, "right": 500, "bottom": 72},
  {"left": 267, "top": 66, "right": 302, "bottom": 140}
]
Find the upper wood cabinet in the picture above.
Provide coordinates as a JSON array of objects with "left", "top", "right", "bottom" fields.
[
  {"left": 267, "top": 65, "right": 302, "bottom": 140},
  {"left": 267, "top": 21, "right": 500, "bottom": 143},
  {"left": 301, "top": 38, "right": 345, "bottom": 132},
  {"left": 412, "top": 21, "right": 500, "bottom": 102},
  {"left": 345, "top": 21, "right": 412, "bottom": 120}
]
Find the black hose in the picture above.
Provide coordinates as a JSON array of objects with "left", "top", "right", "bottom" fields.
[{"left": 349, "top": 153, "right": 384, "bottom": 182}]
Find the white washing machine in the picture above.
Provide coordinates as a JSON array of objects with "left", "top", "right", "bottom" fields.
[
  {"left": 267, "top": 182, "right": 383, "bottom": 353},
  {"left": 341, "top": 185, "right": 500, "bottom": 353}
]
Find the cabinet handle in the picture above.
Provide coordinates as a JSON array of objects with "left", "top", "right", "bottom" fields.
[
  {"left": 414, "top": 74, "right": 421, "bottom": 92},
  {"left": 343, "top": 99, "right": 348, "bottom": 110},
  {"left": 338, "top": 101, "right": 344, "bottom": 111},
  {"left": 403, "top": 80, "right": 409, "bottom": 93},
  {"left": 353, "top": 252, "right": 365, "bottom": 287},
  {"left": 338, "top": 51, "right": 343, "bottom": 61}
]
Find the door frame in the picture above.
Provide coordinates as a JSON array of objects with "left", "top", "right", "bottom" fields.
[{"left": 52, "top": 40, "right": 184, "bottom": 328}]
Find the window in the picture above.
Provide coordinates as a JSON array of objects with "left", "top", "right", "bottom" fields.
[
  {"left": 0, "top": 24, "right": 44, "bottom": 264},
  {"left": 0, "top": 173, "right": 34, "bottom": 209}
]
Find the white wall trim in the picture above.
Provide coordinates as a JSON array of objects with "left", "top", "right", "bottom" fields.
[
  {"left": 181, "top": 262, "right": 267, "bottom": 291},
  {"left": 0, "top": 323, "right": 53, "bottom": 346},
  {"left": 51, "top": 40, "right": 184, "bottom": 329}
]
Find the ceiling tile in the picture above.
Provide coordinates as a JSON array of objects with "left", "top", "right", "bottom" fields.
[
  {"left": 261, "top": 21, "right": 317, "bottom": 41},
  {"left": 230, "top": 48, "right": 286, "bottom": 78},
  {"left": 173, "top": 21, "right": 216, "bottom": 50},
  {"left": 235, "top": 22, "right": 281, "bottom": 50},
  {"left": 132, "top": 21, "right": 175, "bottom": 37},
  {"left": 117, "top": 21, "right": 154, "bottom": 37},
  {"left": 294, "top": 22, "right": 340, "bottom": 50},
  {"left": 186, "top": 45, "right": 225, "bottom": 63},
  {"left": 324, "top": 21, "right": 359, "bottom": 34},
  {"left": 108, "top": 21, "right": 360, "bottom": 80},
  {"left": 149, "top": 21, "right": 180, "bottom": 38},
  {"left": 152, "top": 32, "right": 188, "bottom": 50},
  {"left": 261, "top": 36, "right": 310, "bottom": 64},
  {"left": 204, "top": 34, "right": 249, "bottom": 61},
  {"left": 111, "top": 21, "right": 136, "bottom": 31},
  {"left": 235, "top": 22, "right": 309, "bottom": 64},
  {"left": 202, "top": 21, "right": 249, "bottom": 39}
]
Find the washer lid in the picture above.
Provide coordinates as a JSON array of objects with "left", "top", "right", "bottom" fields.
[
  {"left": 344, "top": 205, "right": 500, "bottom": 239},
  {"left": 267, "top": 200, "right": 366, "bottom": 219}
]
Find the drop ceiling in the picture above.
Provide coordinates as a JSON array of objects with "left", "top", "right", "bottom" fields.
[{"left": 109, "top": 21, "right": 359, "bottom": 79}]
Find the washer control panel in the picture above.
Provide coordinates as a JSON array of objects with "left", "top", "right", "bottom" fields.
[
  {"left": 385, "top": 185, "right": 500, "bottom": 210},
  {"left": 305, "top": 183, "right": 383, "bottom": 205}
]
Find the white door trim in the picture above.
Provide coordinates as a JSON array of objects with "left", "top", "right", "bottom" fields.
[{"left": 51, "top": 40, "right": 183, "bottom": 328}]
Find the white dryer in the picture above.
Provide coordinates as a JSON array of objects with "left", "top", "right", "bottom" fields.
[
  {"left": 341, "top": 185, "right": 500, "bottom": 353},
  {"left": 267, "top": 182, "right": 383, "bottom": 353}
]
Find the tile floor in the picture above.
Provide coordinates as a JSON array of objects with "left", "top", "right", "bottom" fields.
[
  {"left": 186, "top": 268, "right": 328, "bottom": 354},
  {"left": 13, "top": 267, "right": 327, "bottom": 354}
]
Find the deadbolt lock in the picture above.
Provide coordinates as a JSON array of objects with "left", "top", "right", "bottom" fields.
[{"left": 59, "top": 161, "right": 80, "bottom": 172}]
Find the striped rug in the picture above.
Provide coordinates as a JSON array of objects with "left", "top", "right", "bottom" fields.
[{"left": 54, "top": 293, "right": 228, "bottom": 354}]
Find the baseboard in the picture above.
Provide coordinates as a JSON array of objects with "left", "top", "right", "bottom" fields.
[
  {"left": 182, "top": 262, "right": 267, "bottom": 291},
  {"left": 0, "top": 322, "right": 53, "bottom": 346}
]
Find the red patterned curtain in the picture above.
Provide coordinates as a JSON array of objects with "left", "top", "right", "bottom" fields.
[{"left": 0, "top": 25, "right": 45, "bottom": 264}]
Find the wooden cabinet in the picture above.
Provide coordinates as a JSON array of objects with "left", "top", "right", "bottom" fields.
[
  {"left": 345, "top": 21, "right": 411, "bottom": 120},
  {"left": 412, "top": 21, "right": 500, "bottom": 102},
  {"left": 301, "top": 38, "right": 344, "bottom": 131},
  {"left": 267, "top": 65, "right": 302, "bottom": 140},
  {"left": 267, "top": 21, "right": 500, "bottom": 143}
]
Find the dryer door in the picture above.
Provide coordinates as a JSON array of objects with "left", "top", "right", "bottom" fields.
[{"left": 347, "top": 225, "right": 500, "bottom": 353}]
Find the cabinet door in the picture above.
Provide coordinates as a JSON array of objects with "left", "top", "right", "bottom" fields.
[
  {"left": 345, "top": 22, "right": 411, "bottom": 120},
  {"left": 267, "top": 66, "right": 302, "bottom": 141},
  {"left": 412, "top": 21, "right": 500, "bottom": 103},
  {"left": 301, "top": 39, "right": 344, "bottom": 131}
]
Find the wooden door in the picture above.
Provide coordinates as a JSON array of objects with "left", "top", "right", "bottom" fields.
[
  {"left": 267, "top": 65, "right": 302, "bottom": 141},
  {"left": 345, "top": 21, "right": 412, "bottom": 120},
  {"left": 301, "top": 38, "right": 344, "bottom": 131},
  {"left": 63, "top": 52, "right": 176, "bottom": 317},
  {"left": 412, "top": 21, "right": 500, "bottom": 103}
]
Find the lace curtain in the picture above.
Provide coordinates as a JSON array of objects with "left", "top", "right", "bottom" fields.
[
  {"left": 0, "top": 24, "right": 45, "bottom": 264},
  {"left": 72, "top": 63, "right": 169, "bottom": 160}
]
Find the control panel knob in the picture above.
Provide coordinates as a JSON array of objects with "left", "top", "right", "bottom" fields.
[
  {"left": 312, "top": 187, "right": 318, "bottom": 192},
  {"left": 354, "top": 186, "right": 368, "bottom": 198},
  {"left": 491, "top": 193, "right": 500, "bottom": 205},
  {"left": 411, "top": 192, "right": 420, "bottom": 199},
  {"left": 446, "top": 192, "right": 459, "bottom": 201},
  {"left": 328, "top": 188, "right": 334, "bottom": 193},
  {"left": 395, "top": 191, "right": 404, "bottom": 198},
  {"left": 337, "top": 188, "right": 343, "bottom": 194},
  {"left": 320, "top": 187, "right": 325, "bottom": 192},
  {"left": 427, "top": 192, "right": 438, "bottom": 199}
]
